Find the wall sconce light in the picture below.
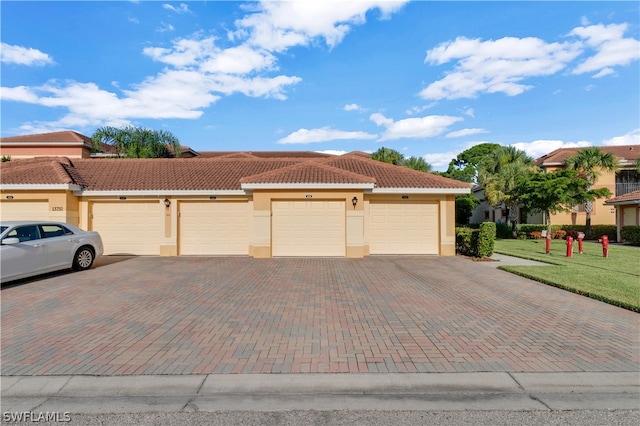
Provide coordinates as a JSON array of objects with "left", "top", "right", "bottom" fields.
[
  {"left": 352, "top": 196, "right": 358, "bottom": 208},
  {"left": 6, "top": 195, "right": 14, "bottom": 200},
  {"left": 163, "top": 198, "right": 171, "bottom": 208}
]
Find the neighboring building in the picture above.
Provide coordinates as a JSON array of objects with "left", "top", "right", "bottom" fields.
[
  {"left": 0, "top": 153, "right": 471, "bottom": 258},
  {"left": 0, "top": 131, "right": 94, "bottom": 159},
  {"left": 0, "top": 130, "right": 199, "bottom": 159},
  {"left": 469, "top": 187, "right": 542, "bottom": 225},
  {"left": 535, "top": 145, "right": 640, "bottom": 227},
  {"left": 605, "top": 190, "right": 640, "bottom": 243}
]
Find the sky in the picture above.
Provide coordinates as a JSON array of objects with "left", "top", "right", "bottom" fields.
[{"left": 1, "top": 1, "right": 639, "bottom": 170}]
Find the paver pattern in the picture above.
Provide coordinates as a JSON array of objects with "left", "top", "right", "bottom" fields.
[{"left": 1, "top": 256, "right": 638, "bottom": 375}]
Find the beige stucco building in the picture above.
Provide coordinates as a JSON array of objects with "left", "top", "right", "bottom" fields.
[{"left": 0, "top": 148, "right": 470, "bottom": 258}]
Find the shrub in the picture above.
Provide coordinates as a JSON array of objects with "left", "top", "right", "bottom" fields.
[
  {"left": 590, "top": 225, "right": 617, "bottom": 242},
  {"left": 455, "top": 227, "right": 475, "bottom": 256},
  {"left": 529, "top": 231, "right": 543, "bottom": 240},
  {"left": 517, "top": 224, "right": 547, "bottom": 234},
  {"left": 477, "top": 222, "right": 496, "bottom": 257},
  {"left": 621, "top": 226, "right": 640, "bottom": 246},
  {"left": 566, "top": 229, "right": 580, "bottom": 240},
  {"left": 553, "top": 230, "right": 567, "bottom": 240},
  {"left": 517, "top": 231, "right": 527, "bottom": 240},
  {"left": 495, "top": 222, "right": 512, "bottom": 239}
]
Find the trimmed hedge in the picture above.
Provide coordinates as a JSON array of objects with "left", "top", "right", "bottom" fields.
[
  {"left": 513, "top": 224, "right": 617, "bottom": 241},
  {"left": 621, "top": 226, "right": 640, "bottom": 246},
  {"left": 456, "top": 222, "right": 496, "bottom": 257}
]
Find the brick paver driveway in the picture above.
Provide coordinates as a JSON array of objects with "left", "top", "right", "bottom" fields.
[{"left": 2, "top": 256, "right": 638, "bottom": 376}]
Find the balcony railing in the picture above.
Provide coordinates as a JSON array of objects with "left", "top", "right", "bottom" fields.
[{"left": 616, "top": 182, "right": 640, "bottom": 196}]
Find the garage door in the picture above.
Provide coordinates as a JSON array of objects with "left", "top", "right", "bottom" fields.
[
  {"left": 0, "top": 201, "right": 49, "bottom": 221},
  {"left": 91, "top": 202, "right": 161, "bottom": 255},
  {"left": 179, "top": 202, "right": 249, "bottom": 255},
  {"left": 369, "top": 202, "right": 439, "bottom": 255},
  {"left": 272, "top": 201, "right": 345, "bottom": 257}
]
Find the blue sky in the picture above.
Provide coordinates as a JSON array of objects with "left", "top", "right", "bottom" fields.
[{"left": 1, "top": 1, "right": 639, "bottom": 170}]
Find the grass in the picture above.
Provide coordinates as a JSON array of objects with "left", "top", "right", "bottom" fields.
[{"left": 493, "top": 239, "right": 640, "bottom": 312}]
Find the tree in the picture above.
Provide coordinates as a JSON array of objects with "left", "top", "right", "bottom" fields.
[
  {"left": 565, "top": 147, "right": 619, "bottom": 238},
  {"left": 478, "top": 146, "right": 536, "bottom": 238},
  {"left": 91, "top": 126, "right": 181, "bottom": 158},
  {"left": 517, "top": 169, "right": 611, "bottom": 237},
  {"left": 403, "top": 156, "right": 432, "bottom": 173},
  {"left": 370, "top": 147, "right": 404, "bottom": 165},
  {"left": 455, "top": 193, "right": 480, "bottom": 225},
  {"left": 636, "top": 157, "right": 640, "bottom": 173},
  {"left": 443, "top": 143, "right": 501, "bottom": 183}
]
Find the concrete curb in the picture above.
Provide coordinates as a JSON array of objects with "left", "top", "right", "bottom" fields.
[{"left": 2, "top": 372, "right": 638, "bottom": 413}]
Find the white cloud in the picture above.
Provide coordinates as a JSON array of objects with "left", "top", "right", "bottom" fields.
[
  {"left": 446, "top": 128, "right": 488, "bottom": 138},
  {"left": 278, "top": 127, "right": 377, "bottom": 144},
  {"left": 315, "top": 150, "right": 348, "bottom": 156},
  {"left": 157, "top": 22, "right": 175, "bottom": 33},
  {"left": 163, "top": 3, "right": 190, "bottom": 14},
  {"left": 602, "top": 129, "right": 640, "bottom": 146},
  {"left": 421, "top": 36, "right": 582, "bottom": 100},
  {"left": 234, "top": 0, "right": 408, "bottom": 52},
  {"left": 570, "top": 23, "right": 640, "bottom": 76},
  {"left": 344, "top": 103, "right": 362, "bottom": 111},
  {"left": 510, "top": 139, "right": 591, "bottom": 160},
  {"left": 463, "top": 108, "right": 475, "bottom": 118},
  {"left": 0, "top": 43, "right": 54, "bottom": 66},
  {"left": 423, "top": 151, "right": 459, "bottom": 170},
  {"left": 370, "top": 113, "right": 463, "bottom": 141}
]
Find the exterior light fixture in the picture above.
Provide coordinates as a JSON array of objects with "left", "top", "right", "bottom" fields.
[
  {"left": 163, "top": 198, "right": 171, "bottom": 208},
  {"left": 119, "top": 196, "right": 127, "bottom": 200},
  {"left": 352, "top": 196, "right": 358, "bottom": 208},
  {"left": 6, "top": 195, "right": 14, "bottom": 200}
]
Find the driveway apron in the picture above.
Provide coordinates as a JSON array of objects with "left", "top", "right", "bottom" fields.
[{"left": 1, "top": 256, "right": 638, "bottom": 376}]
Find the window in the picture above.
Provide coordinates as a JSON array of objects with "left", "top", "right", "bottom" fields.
[
  {"left": 8, "top": 225, "right": 41, "bottom": 242},
  {"left": 40, "top": 224, "right": 73, "bottom": 238},
  {"left": 484, "top": 210, "right": 490, "bottom": 220}
]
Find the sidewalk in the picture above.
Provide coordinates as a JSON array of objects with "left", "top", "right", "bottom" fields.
[{"left": 2, "top": 372, "right": 639, "bottom": 413}]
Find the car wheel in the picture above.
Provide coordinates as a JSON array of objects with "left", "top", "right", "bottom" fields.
[{"left": 72, "top": 246, "right": 95, "bottom": 271}]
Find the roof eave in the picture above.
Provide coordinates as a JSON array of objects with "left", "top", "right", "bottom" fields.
[
  {"left": 1, "top": 184, "right": 83, "bottom": 191},
  {"left": 79, "top": 190, "right": 247, "bottom": 196},
  {"left": 241, "top": 183, "right": 376, "bottom": 190},
  {"left": 605, "top": 199, "right": 640, "bottom": 206}
]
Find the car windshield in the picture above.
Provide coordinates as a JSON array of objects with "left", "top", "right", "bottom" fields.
[{"left": 0, "top": 226, "right": 7, "bottom": 234}]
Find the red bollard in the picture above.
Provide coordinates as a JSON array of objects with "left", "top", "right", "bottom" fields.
[
  {"left": 598, "top": 235, "right": 609, "bottom": 258},
  {"left": 566, "top": 236, "right": 573, "bottom": 258},
  {"left": 577, "top": 232, "right": 585, "bottom": 254},
  {"left": 543, "top": 230, "right": 551, "bottom": 254}
]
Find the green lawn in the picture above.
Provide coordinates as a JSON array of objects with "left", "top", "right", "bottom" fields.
[{"left": 493, "top": 239, "right": 640, "bottom": 312}]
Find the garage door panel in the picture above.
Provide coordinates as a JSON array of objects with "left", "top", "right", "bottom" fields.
[
  {"left": 272, "top": 201, "right": 345, "bottom": 257},
  {"left": 370, "top": 202, "right": 438, "bottom": 255},
  {"left": 91, "top": 202, "right": 161, "bottom": 255},
  {"left": 1, "top": 201, "right": 49, "bottom": 221},
  {"left": 179, "top": 202, "right": 249, "bottom": 255}
]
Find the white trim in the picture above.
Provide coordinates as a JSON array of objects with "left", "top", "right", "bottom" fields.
[
  {"left": 369, "top": 187, "right": 470, "bottom": 194},
  {"left": 241, "top": 183, "right": 375, "bottom": 190},
  {"left": 0, "top": 184, "right": 82, "bottom": 191},
  {"left": 79, "top": 189, "right": 247, "bottom": 196}
]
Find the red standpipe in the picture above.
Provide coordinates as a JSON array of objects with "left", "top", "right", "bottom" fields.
[{"left": 566, "top": 236, "right": 573, "bottom": 258}]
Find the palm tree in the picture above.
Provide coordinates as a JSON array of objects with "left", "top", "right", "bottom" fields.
[
  {"left": 91, "top": 126, "right": 181, "bottom": 158},
  {"left": 370, "top": 147, "right": 404, "bottom": 165},
  {"left": 403, "top": 156, "right": 432, "bottom": 173},
  {"left": 478, "top": 146, "right": 537, "bottom": 238},
  {"left": 565, "top": 147, "right": 619, "bottom": 239}
]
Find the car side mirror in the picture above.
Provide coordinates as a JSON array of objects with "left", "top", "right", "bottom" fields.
[{"left": 1, "top": 237, "right": 20, "bottom": 245}]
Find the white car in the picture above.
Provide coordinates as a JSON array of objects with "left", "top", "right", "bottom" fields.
[{"left": 0, "top": 221, "right": 104, "bottom": 283}]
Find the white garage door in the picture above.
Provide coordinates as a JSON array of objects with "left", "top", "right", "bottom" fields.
[
  {"left": 369, "top": 202, "right": 439, "bottom": 255},
  {"left": 272, "top": 201, "right": 345, "bottom": 257},
  {"left": 91, "top": 202, "right": 161, "bottom": 255},
  {"left": 0, "top": 201, "right": 49, "bottom": 221},
  {"left": 179, "top": 202, "right": 249, "bottom": 255}
]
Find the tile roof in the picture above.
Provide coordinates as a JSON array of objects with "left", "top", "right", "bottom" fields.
[
  {"left": 240, "top": 161, "right": 376, "bottom": 185},
  {"left": 1, "top": 153, "right": 470, "bottom": 192},
  {"left": 0, "top": 157, "right": 87, "bottom": 186},
  {"left": 605, "top": 190, "right": 640, "bottom": 205},
  {"left": 196, "top": 151, "right": 332, "bottom": 159},
  {"left": 536, "top": 145, "right": 640, "bottom": 166},
  {"left": 0, "top": 130, "right": 92, "bottom": 146}
]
